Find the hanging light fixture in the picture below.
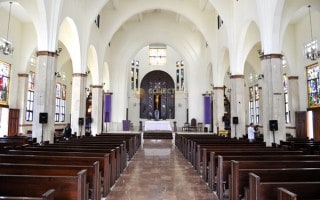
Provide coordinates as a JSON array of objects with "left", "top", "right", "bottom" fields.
[
  {"left": 0, "top": 1, "right": 14, "bottom": 55},
  {"left": 304, "top": 5, "right": 320, "bottom": 61}
]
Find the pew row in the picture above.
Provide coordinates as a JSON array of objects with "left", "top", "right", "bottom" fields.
[
  {"left": 249, "top": 173, "right": 320, "bottom": 200},
  {"left": 0, "top": 170, "right": 87, "bottom": 200},
  {"left": 0, "top": 154, "right": 110, "bottom": 197},
  {"left": 0, "top": 189, "right": 55, "bottom": 200},
  {"left": 0, "top": 162, "right": 100, "bottom": 200}
]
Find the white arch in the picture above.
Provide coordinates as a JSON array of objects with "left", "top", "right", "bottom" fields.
[
  {"left": 87, "top": 45, "right": 99, "bottom": 85},
  {"left": 59, "top": 17, "right": 81, "bottom": 73}
]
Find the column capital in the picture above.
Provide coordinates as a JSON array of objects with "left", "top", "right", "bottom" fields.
[
  {"left": 202, "top": 92, "right": 212, "bottom": 96},
  {"left": 91, "top": 85, "right": 103, "bottom": 89},
  {"left": 72, "top": 73, "right": 87, "bottom": 77},
  {"left": 260, "top": 53, "right": 283, "bottom": 60},
  {"left": 213, "top": 86, "right": 224, "bottom": 90},
  {"left": 18, "top": 73, "right": 28, "bottom": 77},
  {"left": 288, "top": 76, "right": 299, "bottom": 80},
  {"left": 230, "top": 75, "right": 244, "bottom": 79},
  {"left": 36, "top": 51, "right": 58, "bottom": 57}
]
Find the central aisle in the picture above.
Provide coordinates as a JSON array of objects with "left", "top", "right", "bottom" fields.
[{"left": 106, "top": 136, "right": 218, "bottom": 200}]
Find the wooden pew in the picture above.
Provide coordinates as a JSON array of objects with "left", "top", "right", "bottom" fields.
[
  {"left": 231, "top": 166, "right": 320, "bottom": 200},
  {"left": 0, "top": 189, "right": 55, "bottom": 200},
  {"left": 204, "top": 148, "right": 303, "bottom": 192},
  {"left": 0, "top": 136, "right": 30, "bottom": 151},
  {"left": 0, "top": 153, "right": 110, "bottom": 197},
  {"left": 216, "top": 155, "right": 320, "bottom": 199},
  {"left": 97, "top": 132, "right": 142, "bottom": 159},
  {"left": 0, "top": 170, "right": 87, "bottom": 200},
  {"left": 0, "top": 162, "right": 100, "bottom": 200},
  {"left": 23, "top": 145, "right": 116, "bottom": 192},
  {"left": 52, "top": 140, "right": 126, "bottom": 174},
  {"left": 195, "top": 142, "right": 267, "bottom": 172},
  {"left": 33, "top": 142, "right": 120, "bottom": 183},
  {"left": 277, "top": 187, "right": 297, "bottom": 200},
  {"left": 206, "top": 150, "right": 304, "bottom": 190},
  {"left": 225, "top": 155, "right": 320, "bottom": 200},
  {"left": 249, "top": 173, "right": 320, "bottom": 200},
  {"left": 201, "top": 147, "right": 301, "bottom": 183}
]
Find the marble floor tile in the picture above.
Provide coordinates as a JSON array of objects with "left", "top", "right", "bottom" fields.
[{"left": 106, "top": 138, "right": 218, "bottom": 200}]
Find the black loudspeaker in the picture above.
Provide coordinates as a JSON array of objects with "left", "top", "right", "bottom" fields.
[
  {"left": 39, "top": 113, "right": 48, "bottom": 124},
  {"left": 269, "top": 120, "right": 278, "bottom": 131},
  {"left": 78, "top": 118, "right": 84, "bottom": 126},
  {"left": 232, "top": 117, "right": 239, "bottom": 124}
]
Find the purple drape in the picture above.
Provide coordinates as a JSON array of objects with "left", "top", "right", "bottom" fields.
[
  {"left": 204, "top": 95, "right": 211, "bottom": 124},
  {"left": 104, "top": 94, "right": 111, "bottom": 122}
]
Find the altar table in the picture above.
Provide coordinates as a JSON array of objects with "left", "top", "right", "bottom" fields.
[{"left": 144, "top": 121, "right": 172, "bottom": 131}]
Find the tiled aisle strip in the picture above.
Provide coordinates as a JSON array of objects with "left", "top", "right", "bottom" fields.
[{"left": 106, "top": 138, "right": 218, "bottom": 200}]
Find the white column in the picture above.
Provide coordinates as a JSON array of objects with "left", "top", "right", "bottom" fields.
[
  {"left": 71, "top": 73, "right": 87, "bottom": 137},
  {"left": 213, "top": 86, "right": 224, "bottom": 134},
  {"left": 32, "top": 51, "right": 57, "bottom": 143},
  {"left": 17, "top": 74, "right": 29, "bottom": 134},
  {"left": 258, "top": 85, "right": 263, "bottom": 127},
  {"left": 230, "top": 75, "right": 245, "bottom": 138},
  {"left": 288, "top": 76, "right": 299, "bottom": 128},
  {"left": 91, "top": 85, "right": 103, "bottom": 136},
  {"left": 261, "top": 54, "right": 285, "bottom": 146}
]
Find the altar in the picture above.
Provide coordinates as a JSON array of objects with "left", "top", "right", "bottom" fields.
[{"left": 144, "top": 120, "right": 172, "bottom": 131}]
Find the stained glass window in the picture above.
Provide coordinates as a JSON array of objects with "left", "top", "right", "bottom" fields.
[
  {"left": 0, "top": 60, "right": 10, "bottom": 106},
  {"left": 307, "top": 64, "right": 320, "bottom": 107}
]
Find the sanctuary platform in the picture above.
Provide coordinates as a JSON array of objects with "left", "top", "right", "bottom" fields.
[
  {"left": 143, "top": 120, "right": 173, "bottom": 139},
  {"left": 143, "top": 130, "right": 173, "bottom": 139}
]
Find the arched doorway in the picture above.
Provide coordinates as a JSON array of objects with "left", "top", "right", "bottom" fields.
[{"left": 140, "top": 70, "right": 175, "bottom": 120}]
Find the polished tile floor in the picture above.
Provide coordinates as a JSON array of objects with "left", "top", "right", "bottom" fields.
[{"left": 106, "top": 136, "right": 218, "bottom": 200}]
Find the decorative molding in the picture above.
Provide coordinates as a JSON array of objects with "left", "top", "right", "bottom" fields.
[
  {"left": 230, "top": 75, "right": 244, "bottom": 79},
  {"left": 91, "top": 85, "right": 103, "bottom": 89},
  {"left": 202, "top": 93, "right": 211, "bottom": 96},
  {"left": 286, "top": 126, "right": 296, "bottom": 129},
  {"left": 36, "top": 51, "right": 57, "bottom": 57},
  {"left": 273, "top": 93, "right": 282, "bottom": 95},
  {"left": 19, "top": 124, "right": 32, "bottom": 127},
  {"left": 288, "top": 76, "right": 299, "bottom": 80},
  {"left": 72, "top": 73, "right": 87, "bottom": 77},
  {"left": 260, "top": 54, "right": 283, "bottom": 60},
  {"left": 18, "top": 73, "right": 28, "bottom": 77},
  {"left": 213, "top": 87, "right": 224, "bottom": 90}
]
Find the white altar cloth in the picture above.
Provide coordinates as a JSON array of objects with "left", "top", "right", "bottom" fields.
[{"left": 144, "top": 121, "right": 172, "bottom": 131}]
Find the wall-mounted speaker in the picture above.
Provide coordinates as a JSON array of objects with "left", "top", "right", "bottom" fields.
[
  {"left": 39, "top": 113, "right": 48, "bottom": 124},
  {"left": 78, "top": 118, "right": 84, "bottom": 126},
  {"left": 232, "top": 116, "right": 239, "bottom": 124},
  {"left": 269, "top": 120, "right": 278, "bottom": 131}
]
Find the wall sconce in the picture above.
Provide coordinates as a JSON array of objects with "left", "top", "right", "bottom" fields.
[
  {"left": 258, "top": 74, "right": 264, "bottom": 80},
  {"left": 85, "top": 70, "right": 90, "bottom": 75},
  {"left": 55, "top": 72, "right": 61, "bottom": 78},
  {"left": 85, "top": 87, "right": 90, "bottom": 92}
]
